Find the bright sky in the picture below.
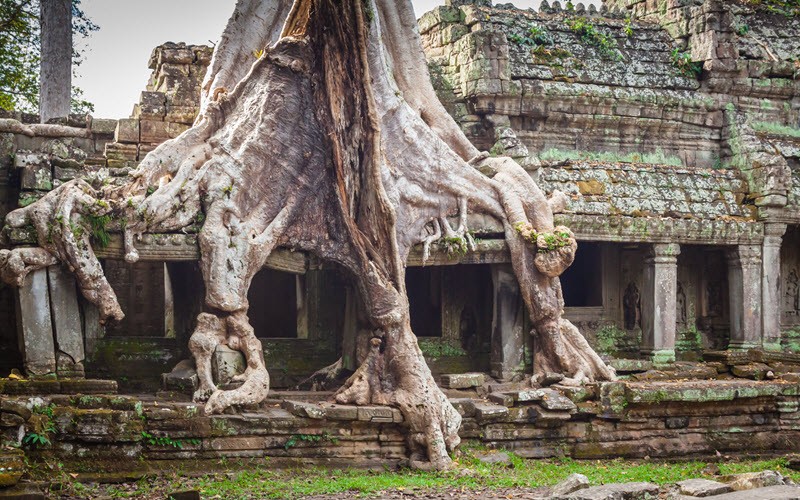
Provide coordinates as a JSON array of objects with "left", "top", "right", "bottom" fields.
[{"left": 74, "top": 0, "right": 597, "bottom": 119}]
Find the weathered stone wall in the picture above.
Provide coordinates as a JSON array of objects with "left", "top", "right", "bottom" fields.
[
  {"left": 422, "top": 0, "right": 800, "bottom": 354},
  {"left": 1, "top": 378, "right": 798, "bottom": 466}
]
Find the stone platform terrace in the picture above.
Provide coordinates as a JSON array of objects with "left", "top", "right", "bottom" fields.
[{"left": 2, "top": 359, "right": 800, "bottom": 490}]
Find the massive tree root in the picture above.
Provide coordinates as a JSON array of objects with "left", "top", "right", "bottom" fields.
[{"left": 0, "top": 0, "right": 614, "bottom": 469}]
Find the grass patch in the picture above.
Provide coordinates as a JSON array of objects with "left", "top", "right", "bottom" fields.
[
  {"left": 538, "top": 148, "right": 683, "bottom": 166},
  {"left": 44, "top": 453, "right": 800, "bottom": 499},
  {"left": 752, "top": 121, "right": 800, "bottom": 138}
]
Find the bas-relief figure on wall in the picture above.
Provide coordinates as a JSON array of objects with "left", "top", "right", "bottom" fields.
[
  {"left": 706, "top": 280, "right": 723, "bottom": 318},
  {"left": 623, "top": 282, "right": 640, "bottom": 331},
  {"left": 676, "top": 281, "right": 687, "bottom": 327},
  {"left": 786, "top": 269, "right": 800, "bottom": 317}
]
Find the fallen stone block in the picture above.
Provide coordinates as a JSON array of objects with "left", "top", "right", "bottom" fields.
[
  {"left": 541, "top": 372, "right": 565, "bottom": 386},
  {"left": 610, "top": 359, "right": 654, "bottom": 374},
  {"left": 722, "top": 470, "right": 784, "bottom": 491},
  {"left": 473, "top": 450, "right": 511, "bottom": 466},
  {"left": 473, "top": 402, "right": 509, "bottom": 423},
  {"left": 538, "top": 390, "right": 578, "bottom": 412},
  {"left": 282, "top": 400, "right": 326, "bottom": 419},
  {"left": 676, "top": 478, "right": 732, "bottom": 497},
  {"left": 551, "top": 473, "right": 591, "bottom": 496},
  {"left": 162, "top": 359, "right": 198, "bottom": 394},
  {"left": 449, "top": 398, "right": 476, "bottom": 417},
  {"left": 528, "top": 406, "right": 572, "bottom": 427},
  {"left": 211, "top": 345, "right": 245, "bottom": 385},
  {"left": 731, "top": 363, "right": 775, "bottom": 381},
  {"left": 556, "top": 481, "right": 659, "bottom": 500},
  {"left": 696, "top": 485, "right": 800, "bottom": 499},
  {"left": 440, "top": 372, "right": 485, "bottom": 389},
  {"left": 488, "top": 392, "right": 514, "bottom": 407}
]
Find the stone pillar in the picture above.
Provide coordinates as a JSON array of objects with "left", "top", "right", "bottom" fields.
[
  {"left": 640, "top": 243, "right": 680, "bottom": 364},
  {"left": 762, "top": 224, "right": 787, "bottom": 351},
  {"left": 727, "top": 245, "right": 763, "bottom": 350},
  {"left": 81, "top": 297, "right": 103, "bottom": 359},
  {"left": 39, "top": 0, "right": 72, "bottom": 123},
  {"left": 15, "top": 268, "right": 56, "bottom": 377},
  {"left": 48, "top": 265, "right": 85, "bottom": 377},
  {"left": 490, "top": 264, "right": 525, "bottom": 381}
]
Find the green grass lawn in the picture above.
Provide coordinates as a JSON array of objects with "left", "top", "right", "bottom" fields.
[{"left": 47, "top": 450, "right": 800, "bottom": 499}]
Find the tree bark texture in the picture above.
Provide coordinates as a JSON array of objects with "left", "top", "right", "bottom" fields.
[
  {"left": 1, "top": 0, "right": 615, "bottom": 469},
  {"left": 39, "top": 0, "right": 72, "bottom": 123}
]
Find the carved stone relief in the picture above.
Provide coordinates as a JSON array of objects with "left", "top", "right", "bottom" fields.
[{"left": 623, "top": 282, "right": 640, "bottom": 331}]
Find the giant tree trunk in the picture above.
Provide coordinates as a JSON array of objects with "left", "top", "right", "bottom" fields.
[
  {"left": 39, "top": 0, "right": 72, "bottom": 123},
  {"left": 1, "top": 0, "right": 615, "bottom": 469}
]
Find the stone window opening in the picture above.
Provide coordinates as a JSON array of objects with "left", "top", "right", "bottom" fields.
[
  {"left": 561, "top": 241, "right": 603, "bottom": 308},
  {"left": 406, "top": 267, "right": 443, "bottom": 338},
  {"left": 247, "top": 268, "right": 303, "bottom": 339}
]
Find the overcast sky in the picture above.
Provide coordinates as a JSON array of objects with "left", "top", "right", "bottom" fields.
[{"left": 74, "top": 0, "right": 595, "bottom": 118}]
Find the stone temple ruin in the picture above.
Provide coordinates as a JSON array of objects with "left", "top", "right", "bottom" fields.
[{"left": 1, "top": 0, "right": 800, "bottom": 485}]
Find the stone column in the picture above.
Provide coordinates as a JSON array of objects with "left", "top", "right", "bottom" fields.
[
  {"left": 640, "top": 243, "right": 680, "bottom": 364},
  {"left": 762, "top": 224, "right": 787, "bottom": 351},
  {"left": 490, "top": 264, "right": 525, "bottom": 381},
  {"left": 15, "top": 268, "right": 56, "bottom": 377},
  {"left": 727, "top": 245, "right": 763, "bottom": 350},
  {"left": 48, "top": 265, "right": 85, "bottom": 377}
]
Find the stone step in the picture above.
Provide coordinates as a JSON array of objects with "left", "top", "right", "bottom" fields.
[
  {"left": 440, "top": 372, "right": 485, "bottom": 389},
  {"left": 0, "top": 378, "right": 117, "bottom": 395}
]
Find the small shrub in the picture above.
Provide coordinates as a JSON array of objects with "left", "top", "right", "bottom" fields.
[
  {"left": 670, "top": 48, "right": 703, "bottom": 78},
  {"left": 565, "top": 17, "right": 622, "bottom": 61},
  {"left": 83, "top": 214, "right": 112, "bottom": 248},
  {"left": 508, "top": 23, "right": 553, "bottom": 46},
  {"left": 622, "top": 17, "right": 634, "bottom": 37},
  {"left": 736, "top": 23, "right": 750, "bottom": 35}
]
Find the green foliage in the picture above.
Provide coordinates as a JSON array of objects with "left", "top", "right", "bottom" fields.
[
  {"left": 735, "top": 23, "right": 750, "bottom": 35},
  {"left": 362, "top": 0, "right": 375, "bottom": 24},
  {"left": 622, "top": 17, "right": 634, "bottom": 37},
  {"left": 141, "top": 431, "right": 200, "bottom": 449},
  {"left": 751, "top": 121, "right": 800, "bottom": 137},
  {"left": 0, "top": 0, "right": 98, "bottom": 113},
  {"left": 743, "top": 0, "right": 800, "bottom": 16},
  {"left": 508, "top": 23, "right": 553, "bottom": 46},
  {"left": 538, "top": 147, "right": 683, "bottom": 166},
  {"left": 536, "top": 229, "right": 572, "bottom": 253},
  {"left": 284, "top": 432, "right": 338, "bottom": 450},
  {"left": 565, "top": 17, "right": 622, "bottom": 61},
  {"left": 418, "top": 339, "right": 468, "bottom": 358},
  {"left": 440, "top": 236, "right": 468, "bottom": 259},
  {"left": 22, "top": 431, "right": 51, "bottom": 448},
  {"left": 23, "top": 404, "right": 57, "bottom": 449},
  {"left": 52, "top": 454, "right": 800, "bottom": 499},
  {"left": 83, "top": 214, "right": 111, "bottom": 248},
  {"left": 77, "top": 395, "right": 101, "bottom": 406},
  {"left": 670, "top": 48, "right": 703, "bottom": 78},
  {"left": 32, "top": 403, "right": 55, "bottom": 418}
]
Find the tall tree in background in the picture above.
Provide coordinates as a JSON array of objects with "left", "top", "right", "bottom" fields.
[
  {"left": 0, "top": 0, "right": 96, "bottom": 115},
  {"left": 39, "top": 0, "right": 71, "bottom": 122}
]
